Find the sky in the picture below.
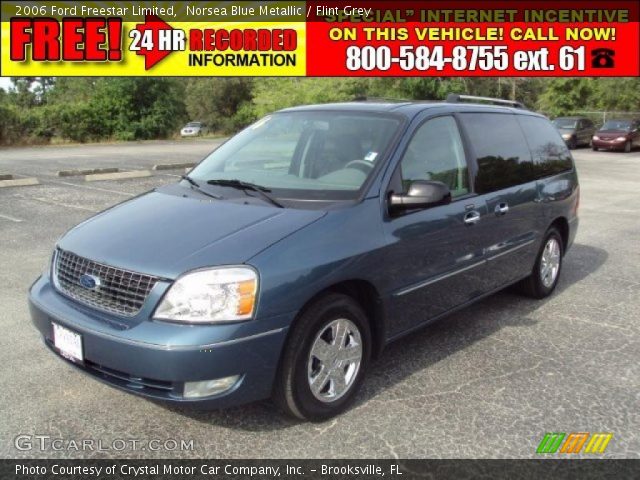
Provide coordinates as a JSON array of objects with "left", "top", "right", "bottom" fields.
[{"left": 0, "top": 77, "right": 13, "bottom": 91}]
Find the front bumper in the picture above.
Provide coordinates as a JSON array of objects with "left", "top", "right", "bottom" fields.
[
  {"left": 592, "top": 138, "right": 627, "bottom": 150},
  {"left": 29, "top": 275, "right": 290, "bottom": 408}
]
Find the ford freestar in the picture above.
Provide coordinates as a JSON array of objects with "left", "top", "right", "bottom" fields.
[{"left": 29, "top": 95, "right": 579, "bottom": 420}]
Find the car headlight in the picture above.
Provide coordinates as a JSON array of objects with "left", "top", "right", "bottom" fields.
[
  {"left": 561, "top": 133, "right": 572, "bottom": 139},
  {"left": 593, "top": 135, "right": 600, "bottom": 140},
  {"left": 616, "top": 136, "right": 627, "bottom": 141},
  {"left": 154, "top": 266, "right": 258, "bottom": 323}
]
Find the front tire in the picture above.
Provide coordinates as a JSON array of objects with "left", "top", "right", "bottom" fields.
[
  {"left": 518, "top": 228, "right": 564, "bottom": 299},
  {"left": 624, "top": 141, "right": 632, "bottom": 153},
  {"left": 273, "top": 294, "right": 371, "bottom": 421}
]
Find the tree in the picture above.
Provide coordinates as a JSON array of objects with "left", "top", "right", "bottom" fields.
[
  {"left": 89, "top": 78, "right": 187, "bottom": 140},
  {"left": 9, "top": 77, "right": 55, "bottom": 106},
  {"left": 537, "top": 78, "right": 597, "bottom": 117},
  {"left": 48, "top": 78, "right": 97, "bottom": 103},
  {"left": 1, "top": 77, "right": 638, "bottom": 146},
  {"left": 242, "top": 78, "right": 366, "bottom": 122},
  {"left": 593, "top": 78, "right": 640, "bottom": 112},
  {"left": 185, "top": 78, "right": 253, "bottom": 132}
]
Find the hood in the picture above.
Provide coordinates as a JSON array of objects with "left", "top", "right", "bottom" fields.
[
  {"left": 58, "top": 184, "right": 326, "bottom": 279},
  {"left": 596, "top": 129, "right": 629, "bottom": 137}
]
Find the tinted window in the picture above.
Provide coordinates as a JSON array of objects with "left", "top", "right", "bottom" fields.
[
  {"left": 459, "top": 113, "right": 534, "bottom": 193},
  {"left": 517, "top": 116, "right": 573, "bottom": 178},
  {"left": 399, "top": 116, "right": 469, "bottom": 198}
]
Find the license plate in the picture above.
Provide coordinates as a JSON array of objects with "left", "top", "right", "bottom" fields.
[{"left": 52, "top": 323, "right": 83, "bottom": 362}]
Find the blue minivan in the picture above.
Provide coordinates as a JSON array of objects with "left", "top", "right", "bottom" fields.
[{"left": 29, "top": 95, "right": 579, "bottom": 420}]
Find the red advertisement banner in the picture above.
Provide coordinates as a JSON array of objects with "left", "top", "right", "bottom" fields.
[
  {"left": 306, "top": 1, "right": 640, "bottom": 76},
  {"left": 1, "top": 0, "right": 638, "bottom": 76}
]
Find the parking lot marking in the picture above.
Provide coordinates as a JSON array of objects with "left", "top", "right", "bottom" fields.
[
  {"left": 0, "top": 213, "right": 24, "bottom": 222},
  {"left": 50, "top": 179, "right": 135, "bottom": 196},
  {"left": 22, "top": 195, "right": 98, "bottom": 212}
]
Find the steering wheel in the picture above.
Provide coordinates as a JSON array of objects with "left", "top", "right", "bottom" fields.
[{"left": 344, "top": 160, "right": 374, "bottom": 174}]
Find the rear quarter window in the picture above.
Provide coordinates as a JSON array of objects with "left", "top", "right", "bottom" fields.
[
  {"left": 516, "top": 116, "right": 573, "bottom": 179},
  {"left": 459, "top": 113, "right": 534, "bottom": 194}
]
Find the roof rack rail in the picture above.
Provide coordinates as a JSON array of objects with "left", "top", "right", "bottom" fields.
[
  {"left": 353, "top": 95, "right": 410, "bottom": 103},
  {"left": 446, "top": 93, "right": 526, "bottom": 109}
]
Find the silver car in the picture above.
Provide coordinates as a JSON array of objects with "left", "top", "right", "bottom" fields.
[{"left": 180, "top": 122, "right": 204, "bottom": 137}]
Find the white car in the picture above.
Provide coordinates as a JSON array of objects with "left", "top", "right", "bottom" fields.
[{"left": 180, "top": 122, "right": 204, "bottom": 137}]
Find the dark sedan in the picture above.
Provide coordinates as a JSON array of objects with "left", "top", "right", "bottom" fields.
[
  {"left": 552, "top": 117, "right": 596, "bottom": 149},
  {"left": 592, "top": 119, "right": 640, "bottom": 152}
]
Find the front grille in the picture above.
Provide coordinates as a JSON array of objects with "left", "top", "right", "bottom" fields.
[{"left": 54, "top": 249, "right": 158, "bottom": 317}]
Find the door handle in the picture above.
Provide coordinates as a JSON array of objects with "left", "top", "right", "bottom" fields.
[
  {"left": 464, "top": 210, "right": 481, "bottom": 225},
  {"left": 494, "top": 203, "right": 509, "bottom": 216}
]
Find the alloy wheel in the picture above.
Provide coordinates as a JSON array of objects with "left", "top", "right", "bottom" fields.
[
  {"left": 540, "top": 237, "right": 561, "bottom": 288},
  {"left": 307, "top": 318, "right": 363, "bottom": 403}
]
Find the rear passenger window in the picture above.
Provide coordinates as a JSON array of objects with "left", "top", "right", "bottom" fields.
[
  {"left": 517, "top": 116, "right": 573, "bottom": 178},
  {"left": 399, "top": 116, "right": 469, "bottom": 198},
  {"left": 459, "top": 113, "right": 534, "bottom": 194}
]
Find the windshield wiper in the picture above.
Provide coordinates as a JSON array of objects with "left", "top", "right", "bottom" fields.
[
  {"left": 180, "top": 175, "right": 223, "bottom": 200},
  {"left": 206, "top": 179, "right": 284, "bottom": 208}
]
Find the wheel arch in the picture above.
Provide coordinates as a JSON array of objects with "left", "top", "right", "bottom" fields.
[
  {"left": 324, "top": 279, "right": 386, "bottom": 358},
  {"left": 549, "top": 216, "right": 569, "bottom": 254},
  {"left": 282, "top": 279, "right": 387, "bottom": 361}
]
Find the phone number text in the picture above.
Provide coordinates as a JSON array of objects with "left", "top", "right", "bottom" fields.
[{"left": 345, "top": 45, "right": 586, "bottom": 72}]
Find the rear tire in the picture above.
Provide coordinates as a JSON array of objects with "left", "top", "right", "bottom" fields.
[
  {"left": 273, "top": 294, "right": 371, "bottom": 421},
  {"left": 592, "top": 146, "right": 598, "bottom": 151},
  {"left": 518, "top": 228, "right": 564, "bottom": 299},
  {"left": 624, "top": 141, "right": 631, "bottom": 153}
]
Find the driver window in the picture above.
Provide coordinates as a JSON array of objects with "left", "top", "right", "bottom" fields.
[{"left": 400, "top": 116, "right": 469, "bottom": 198}]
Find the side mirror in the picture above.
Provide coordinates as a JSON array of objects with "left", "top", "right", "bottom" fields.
[{"left": 389, "top": 180, "right": 452, "bottom": 212}]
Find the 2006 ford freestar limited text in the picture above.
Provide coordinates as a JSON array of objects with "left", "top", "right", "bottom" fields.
[{"left": 29, "top": 95, "right": 579, "bottom": 421}]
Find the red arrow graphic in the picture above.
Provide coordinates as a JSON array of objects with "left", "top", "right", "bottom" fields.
[{"left": 133, "top": 15, "right": 175, "bottom": 70}]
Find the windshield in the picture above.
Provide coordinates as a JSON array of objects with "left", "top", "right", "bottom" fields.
[
  {"left": 553, "top": 118, "right": 577, "bottom": 129},
  {"left": 601, "top": 120, "right": 631, "bottom": 131},
  {"left": 186, "top": 122, "right": 201, "bottom": 127},
  {"left": 189, "top": 111, "right": 401, "bottom": 201}
]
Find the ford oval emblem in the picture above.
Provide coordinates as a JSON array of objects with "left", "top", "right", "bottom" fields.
[{"left": 79, "top": 273, "right": 101, "bottom": 291}]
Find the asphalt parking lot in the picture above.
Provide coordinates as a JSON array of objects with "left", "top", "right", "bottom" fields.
[{"left": 1, "top": 141, "right": 638, "bottom": 459}]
